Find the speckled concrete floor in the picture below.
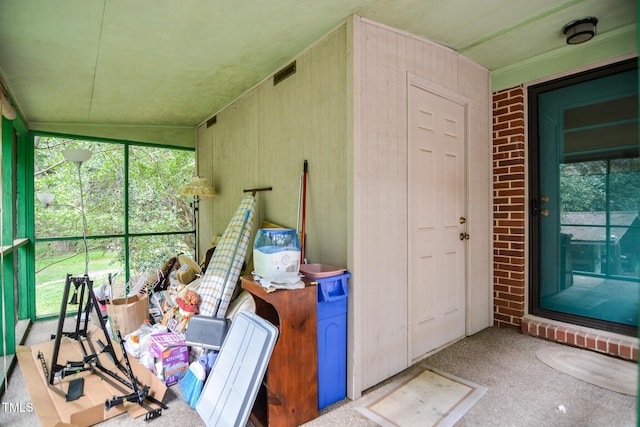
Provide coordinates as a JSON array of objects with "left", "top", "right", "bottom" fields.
[{"left": 2, "top": 322, "right": 637, "bottom": 426}]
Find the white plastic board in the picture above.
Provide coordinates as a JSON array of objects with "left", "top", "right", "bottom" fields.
[{"left": 196, "top": 310, "right": 278, "bottom": 427}]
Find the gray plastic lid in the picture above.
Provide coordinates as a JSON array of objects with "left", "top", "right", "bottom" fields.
[{"left": 195, "top": 310, "right": 278, "bottom": 427}]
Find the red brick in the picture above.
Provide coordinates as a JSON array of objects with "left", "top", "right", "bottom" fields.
[
  {"left": 509, "top": 119, "right": 525, "bottom": 128},
  {"left": 619, "top": 343, "right": 631, "bottom": 359},
  {"left": 496, "top": 219, "right": 524, "bottom": 227},
  {"left": 509, "top": 301, "right": 524, "bottom": 310},
  {"left": 497, "top": 292, "right": 523, "bottom": 302},
  {"left": 576, "top": 331, "right": 586, "bottom": 347},
  {"left": 494, "top": 313, "right": 511, "bottom": 323},
  {"left": 566, "top": 331, "right": 576, "bottom": 345},
  {"left": 497, "top": 158, "right": 523, "bottom": 167},
  {"left": 494, "top": 284, "right": 510, "bottom": 293},
  {"left": 510, "top": 92, "right": 524, "bottom": 100},
  {"left": 584, "top": 334, "right": 596, "bottom": 350},
  {"left": 493, "top": 107, "right": 509, "bottom": 117},
  {"left": 499, "top": 307, "right": 524, "bottom": 317},
  {"left": 492, "top": 85, "right": 527, "bottom": 330},
  {"left": 556, "top": 327, "right": 567, "bottom": 342},
  {"left": 546, "top": 325, "right": 557, "bottom": 340},
  {"left": 608, "top": 339, "right": 620, "bottom": 356},
  {"left": 493, "top": 91, "right": 509, "bottom": 102},
  {"left": 497, "top": 142, "right": 523, "bottom": 152},
  {"left": 496, "top": 278, "right": 523, "bottom": 288},
  {"left": 496, "top": 249, "right": 523, "bottom": 258},
  {"left": 508, "top": 284, "right": 525, "bottom": 294},
  {"left": 495, "top": 112, "right": 523, "bottom": 122},
  {"left": 497, "top": 127, "right": 525, "bottom": 137}
]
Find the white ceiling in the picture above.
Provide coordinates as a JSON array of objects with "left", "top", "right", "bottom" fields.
[{"left": 0, "top": 0, "right": 636, "bottom": 138}]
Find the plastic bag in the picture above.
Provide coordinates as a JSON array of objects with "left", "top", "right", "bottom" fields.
[{"left": 123, "top": 320, "right": 166, "bottom": 359}]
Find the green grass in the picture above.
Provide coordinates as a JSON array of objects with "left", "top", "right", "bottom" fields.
[{"left": 36, "top": 250, "right": 123, "bottom": 317}]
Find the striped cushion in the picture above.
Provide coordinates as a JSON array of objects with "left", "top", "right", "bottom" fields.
[{"left": 198, "top": 195, "right": 256, "bottom": 318}]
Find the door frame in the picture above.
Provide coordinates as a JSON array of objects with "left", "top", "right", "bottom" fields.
[
  {"left": 527, "top": 58, "right": 638, "bottom": 337},
  {"left": 406, "top": 73, "right": 470, "bottom": 364}
]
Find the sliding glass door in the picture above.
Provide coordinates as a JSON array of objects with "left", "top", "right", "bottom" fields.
[{"left": 529, "top": 60, "right": 639, "bottom": 336}]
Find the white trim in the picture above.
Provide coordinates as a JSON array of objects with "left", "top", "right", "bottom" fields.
[{"left": 522, "top": 53, "right": 637, "bottom": 91}]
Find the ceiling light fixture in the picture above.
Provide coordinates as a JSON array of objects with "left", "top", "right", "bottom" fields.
[{"left": 562, "top": 17, "right": 598, "bottom": 45}]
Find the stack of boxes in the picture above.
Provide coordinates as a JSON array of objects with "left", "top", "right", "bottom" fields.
[{"left": 148, "top": 332, "right": 189, "bottom": 386}]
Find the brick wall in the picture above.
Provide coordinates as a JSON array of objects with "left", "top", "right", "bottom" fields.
[
  {"left": 491, "top": 85, "right": 637, "bottom": 362},
  {"left": 492, "top": 86, "right": 526, "bottom": 330}
]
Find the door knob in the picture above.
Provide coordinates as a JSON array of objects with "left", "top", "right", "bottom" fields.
[
  {"left": 459, "top": 232, "right": 470, "bottom": 240},
  {"left": 540, "top": 195, "right": 549, "bottom": 203},
  {"left": 540, "top": 209, "right": 549, "bottom": 217},
  {"left": 459, "top": 216, "right": 466, "bottom": 224}
]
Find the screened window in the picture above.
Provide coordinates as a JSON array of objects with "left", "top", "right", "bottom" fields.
[{"left": 34, "top": 136, "right": 195, "bottom": 317}]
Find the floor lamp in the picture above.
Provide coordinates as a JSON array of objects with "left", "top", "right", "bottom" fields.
[
  {"left": 37, "top": 148, "right": 92, "bottom": 306},
  {"left": 37, "top": 149, "right": 92, "bottom": 275},
  {"left": 62, "top": 148, "right": 93, "bottom": 276},
  {"left": 180, "top": 176, "right": 216, "bottom": 263}
]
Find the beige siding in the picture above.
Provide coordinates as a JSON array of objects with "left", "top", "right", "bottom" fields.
[
  {"left": 196, "top": 24, "right": 349, "bottom": 268},
  {"left": 457, "top": 55, "right": 493, "bottom": 334},
  {"left": 352, "top": 16, "right": 491, "bottom": 392},
  {"left": 195, "top": 15, "right": 491, "bottom": 400}
]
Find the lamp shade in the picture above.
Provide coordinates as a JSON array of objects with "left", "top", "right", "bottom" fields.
[
  {"left": 37, "top": 192, "right": 55, "bottom": 205},
  {"left": 180, "top": 176, "right": 216, "bottom": 197},
  {"left": 62, "top": 148, "right": 93, "bottom": 163}
]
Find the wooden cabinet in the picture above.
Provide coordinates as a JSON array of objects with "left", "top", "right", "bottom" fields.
[{"left": 241, "top": 277, "right": 318, "bottom": 427}]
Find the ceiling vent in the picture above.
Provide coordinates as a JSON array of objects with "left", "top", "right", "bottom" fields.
[{"left": 273, "top": 61, "right": 296, "bottom": 86}]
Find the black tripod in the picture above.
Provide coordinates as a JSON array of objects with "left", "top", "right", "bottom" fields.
[
  {"left": 46, "top": 273, "right": 167, "bottom": 418},
  {"left": 48, "top": 274, "right": 120, "bottom": 384}
]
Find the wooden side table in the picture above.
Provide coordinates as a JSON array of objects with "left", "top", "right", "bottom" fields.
[{"left": 241, "top": 276, "right": 318, "bottom": 427}]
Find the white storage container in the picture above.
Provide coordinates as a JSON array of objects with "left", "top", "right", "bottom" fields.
[{"left": 253, "top": 228, "right": 300, "bottom": 280}]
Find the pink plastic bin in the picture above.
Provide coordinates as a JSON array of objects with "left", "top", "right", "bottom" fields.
[{"left": 299, "top": 263, "right": 347, "bottom": 279}]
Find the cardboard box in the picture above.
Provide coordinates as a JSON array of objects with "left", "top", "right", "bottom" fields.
[
  {"left": 17, "top": 325, "right": 166, "bottom": 427},
  {"left": 148, "top": 332, "right": 189, "bottom": 386}
]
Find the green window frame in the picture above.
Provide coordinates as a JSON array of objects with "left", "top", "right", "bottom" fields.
[
  {"left": 1, "top": 112, "right": 31, "bottom": 361},
  {"left": 33, "top": 133, "right": 195, "bottom": 319}
]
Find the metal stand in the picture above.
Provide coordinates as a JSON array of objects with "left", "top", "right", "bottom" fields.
[
  {"left": 48, "top": 274, "right": 119, "bottom": 384},
  {"left": 46, "top": 273, "right": 167, "bottom": 417},
  {"left": 104, "top": 330, "right": 167, "bottom": 418}
]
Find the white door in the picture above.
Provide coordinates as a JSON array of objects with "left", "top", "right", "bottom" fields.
[{"left": 408, "top": 77, "right": 467, "bottom": 362}]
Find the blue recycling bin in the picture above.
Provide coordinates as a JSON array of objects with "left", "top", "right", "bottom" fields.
[{"left": 316, "top": 272, "right": 350, "bottom": 409}]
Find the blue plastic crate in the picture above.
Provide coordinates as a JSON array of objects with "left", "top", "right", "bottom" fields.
[{"left": 316, "top": 272, "right": 350, "bottom": 409}]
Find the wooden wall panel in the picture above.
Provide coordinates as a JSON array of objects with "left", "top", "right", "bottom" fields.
[
  {"left": 196, "top": 24, "right": 348, "bottom": 268},
  {"left": 195, "top": 15, "right": 491, "bottom": 399},
  {"left": 352, "top": 17, "right": 491, "bottom": 392},
  {"left": 457, "top": 55, "right": 493, "bottom": 334}
]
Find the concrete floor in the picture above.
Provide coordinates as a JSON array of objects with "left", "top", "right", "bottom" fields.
[{"left": 1, "top": 320, "right": 637, "bottom": 426}]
